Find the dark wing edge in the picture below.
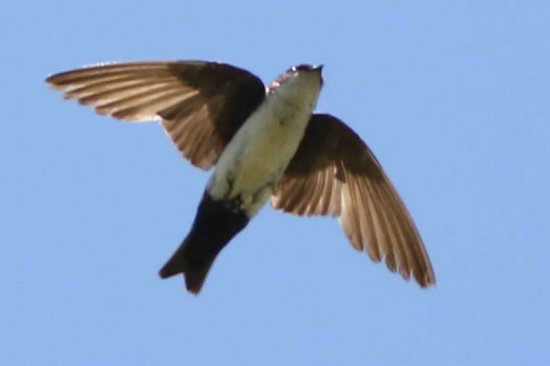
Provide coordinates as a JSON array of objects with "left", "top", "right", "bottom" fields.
[
  {"left": 46, "top": 61, "right": 265, "bottom": 170},
  {"left": 271, "top": 113, "right": 435, "bottom": 287}
]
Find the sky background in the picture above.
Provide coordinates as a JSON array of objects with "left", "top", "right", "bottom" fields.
[{"left": 2, "top": 1, "right": 549, "bottom": 365}]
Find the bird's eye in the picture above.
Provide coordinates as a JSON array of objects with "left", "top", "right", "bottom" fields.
[{"left": 291, "top": 66, "right": 297, "bottom": 72}]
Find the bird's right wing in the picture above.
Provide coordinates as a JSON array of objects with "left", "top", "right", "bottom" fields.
[
  {"left": 46, "top": 61, "right": 266, "bottom": 170},
  {"left": 271, "top": 114, "right": 435, "bottom": 287}
]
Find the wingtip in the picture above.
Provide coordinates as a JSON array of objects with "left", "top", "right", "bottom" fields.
[
  {"left": 45, "top": 74, "right": 61, "bottom": 89},
  {"left": 418, "top": 274, "right": 437, "bottom": 288}
]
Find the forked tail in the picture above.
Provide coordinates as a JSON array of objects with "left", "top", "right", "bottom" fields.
[
  {"left": 158, "top": 192, "right": 250, "bottom": 294},
  {"left": 159, "top": 236, "right": 216, "bottom": 294}
]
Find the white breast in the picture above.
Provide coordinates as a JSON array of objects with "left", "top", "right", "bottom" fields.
[{"left": 208, "top": 72, "right": 321, "bottom": 217}]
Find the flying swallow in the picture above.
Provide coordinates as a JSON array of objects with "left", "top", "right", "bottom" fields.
[{"left": 46, "top": 61, "right": 435, "bottom": 293}]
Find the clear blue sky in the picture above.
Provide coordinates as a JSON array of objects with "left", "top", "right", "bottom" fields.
[{"left": 2, "top": 1, "right": 549, "bottom": 365}]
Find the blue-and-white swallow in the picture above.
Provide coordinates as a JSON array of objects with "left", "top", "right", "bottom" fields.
[{"left": 46, "top": 61, "right": 435, "bottom": 293}]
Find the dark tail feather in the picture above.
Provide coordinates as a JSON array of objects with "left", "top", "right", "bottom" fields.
[
  {"left": 159, "top": 192, "right": 250, "bottom": 294},
  {"left": 159, "top": 236, "right": 217, "bottom": 294}
]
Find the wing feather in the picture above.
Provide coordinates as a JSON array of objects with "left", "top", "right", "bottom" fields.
[
  {"left": 272, "top": 113, "right": 435, "bottom": 287},
  {"left": 47, "top": 61, "right": 265, "bottom": 170}
]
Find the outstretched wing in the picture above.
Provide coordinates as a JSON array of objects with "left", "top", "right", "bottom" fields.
[
  {"left": 272, "top": 114, "right": 435, "bottom": 287},
  {"left": 46, "top": 61, "right": 266, "bottom": 169}
]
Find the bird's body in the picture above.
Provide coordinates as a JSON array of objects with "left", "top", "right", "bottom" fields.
[
  {"left": 47, "top": 61, "right": 435, "bottom": 294},
  {"left": 160, "top": 66, "right": 323, "bottom": 291},
  {"left": 209, "top": 67, "right": 321, "bottom": 216}
]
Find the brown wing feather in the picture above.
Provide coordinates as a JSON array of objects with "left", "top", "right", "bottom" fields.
[
  {"left": 46, "top": 61, "right": 265, "bottom": 170},
  {"left": 272, "top": 113, "right": 435, "bottom": 287}
]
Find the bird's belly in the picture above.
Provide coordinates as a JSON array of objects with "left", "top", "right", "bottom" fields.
[{"left": 208, "top": 103, "right": 311, "bottom": 216}]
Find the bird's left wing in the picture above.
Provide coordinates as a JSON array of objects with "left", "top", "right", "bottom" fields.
[
  {"left": 46, "top": 61, "right": 266, "bottom": 170},
  {"left": 271, "top": 114, "right": 435, "bottom": 287}
]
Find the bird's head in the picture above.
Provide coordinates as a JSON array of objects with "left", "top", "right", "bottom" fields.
[{"left": 268, "top": 64, "right": 324, "bottom": 109}]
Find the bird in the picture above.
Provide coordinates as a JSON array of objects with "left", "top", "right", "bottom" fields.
[{"left": 46, "top": 60, "right": 435, "bottom": 294}]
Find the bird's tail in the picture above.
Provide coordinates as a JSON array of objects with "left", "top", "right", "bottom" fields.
[
  {"left": 158, "top": 192, "right": 250, "bottom": 294},
  {"left": 159, "top": 235, "right": 216, "bottom": 294}
]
